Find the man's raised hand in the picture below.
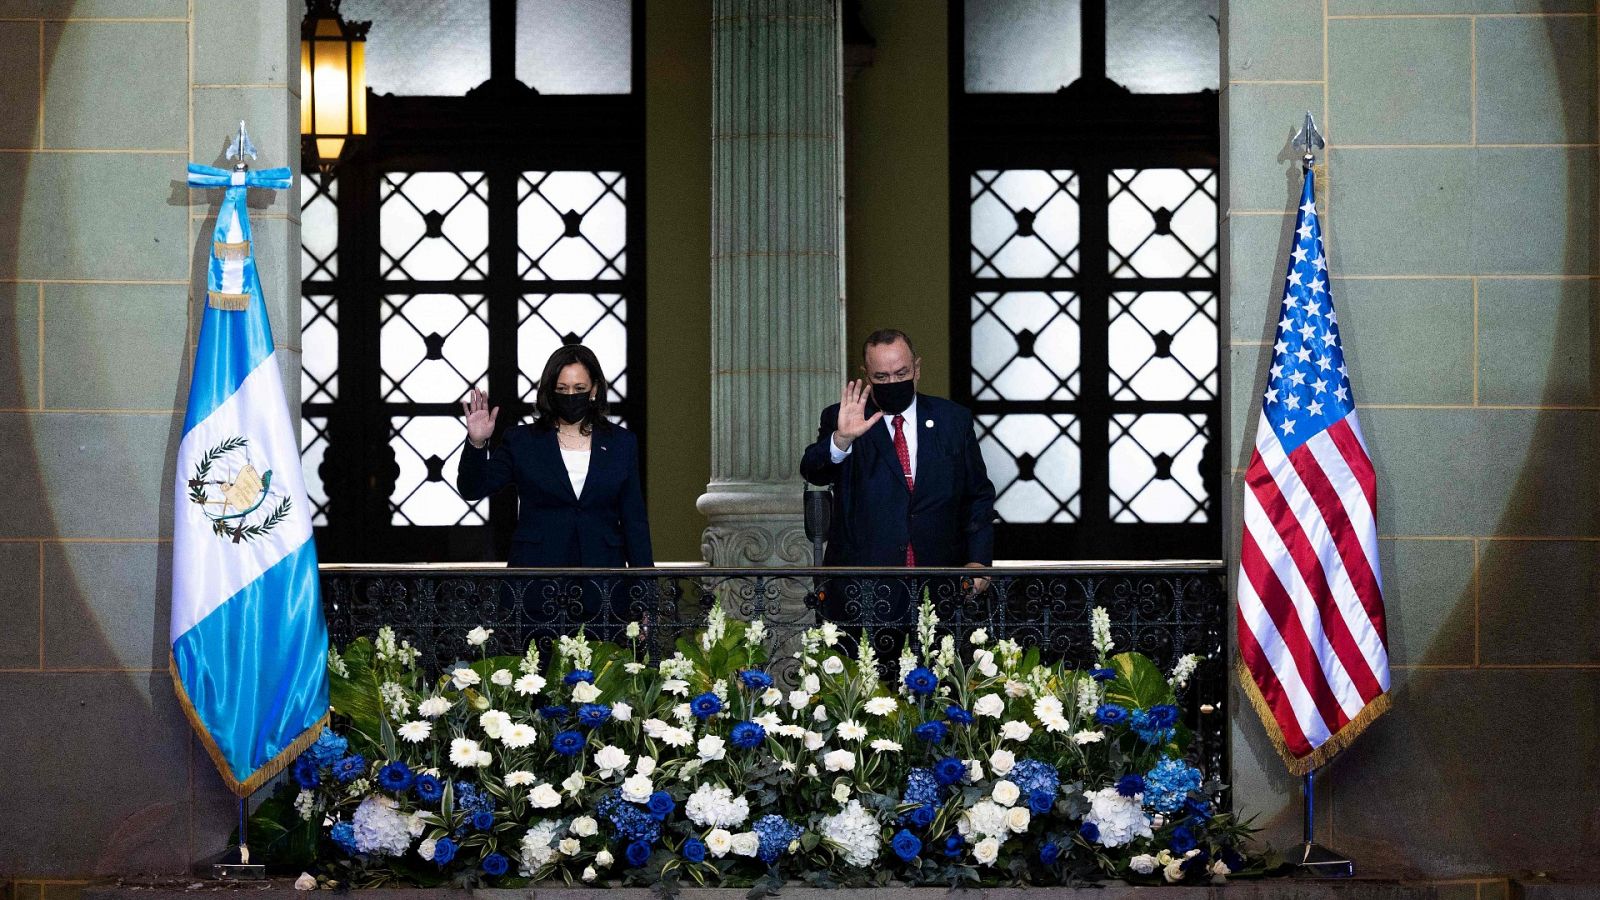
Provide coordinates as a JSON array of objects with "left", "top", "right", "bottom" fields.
[{"left": 832, "top": 379, "right": 883, "bottom": 451}]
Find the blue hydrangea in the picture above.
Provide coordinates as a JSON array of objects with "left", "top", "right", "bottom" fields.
[
  {"left": 309, "top": 728, "right": 348, "bottom": 767},
  {"left": 454, "top": 781, "right": 495, "bottom": 815},
  {"left": 1144, "top": 757, "right": 1204, "bottom": 814},
  {"left": 1130, "top": 707, "right": 1176, "bottom": 745},
  {"left": 902, "top": 768, "right": 942, "bottom": 808},
  {"left": 1116, "top": 774, "right": 1145, "bottom": 797},
  {"left": 330, "top": 821, "right": 357, "bottom": 854},
  {"left": 1009, "top": 759, "right": 1060, "bottom": 798},
  {"left": 596, "top": 789, "right": 663, "bottom": 844},
  {"left": 690, "top": 692, "right": 723, "bottom": 719},
  {"left": 752, "top": 814, "right": 803, "bottom": 864},
  {"left": 730, "top": 721, "right": 766, "bottom": 748}
]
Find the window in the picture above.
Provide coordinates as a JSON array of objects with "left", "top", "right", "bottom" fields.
[
  {"left": 300, "top": 0, "right": 644, "bottom": 562},
  {"left": 953, "top": 0, "right": 1221, "bottom": 560}
]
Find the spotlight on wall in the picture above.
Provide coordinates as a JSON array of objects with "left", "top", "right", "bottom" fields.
[{"left": 301, "top": 0, "right": 370, "bottom": 171}]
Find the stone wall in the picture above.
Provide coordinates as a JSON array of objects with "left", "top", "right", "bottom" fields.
[
  {"left": 0, "top": 0, "right": 300, "bottom": 880},
  {"left": 1222, "top": 0, "right": 1598, "bottom": 877}
]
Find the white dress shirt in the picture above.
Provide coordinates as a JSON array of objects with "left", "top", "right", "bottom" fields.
[
  {"left": 560, "top": 447, "right": 590, "bottom": 497},
  {"left": 829, "top": 395, "right": 918, "bottom": 480}
]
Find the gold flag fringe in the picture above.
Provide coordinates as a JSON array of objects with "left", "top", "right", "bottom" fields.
[
  {"left": 208, "top": 291, "right": 251, "bottom": 311},
  {"left": 1235, "top": 655, "right": 1391, "bottom": 776},
  {"left": 170, "top": 650, "right": 330, "bottom": 798},
  {"left": 213, "top": 241, "right": 251, "bottom": 260}
]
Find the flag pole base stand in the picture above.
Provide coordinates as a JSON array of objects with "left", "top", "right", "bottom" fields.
[
  {"left": 1292, "top": 841, "right": 1355, "bottom": 878},
  {"left": 211, "top": 863, "right": 266, "bottom": 882}
]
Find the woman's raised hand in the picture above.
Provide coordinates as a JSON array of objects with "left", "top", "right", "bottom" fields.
[
  {"left": 832, "top": 379, "right": 883, "bottom": 451},
  {"left": 461, "top": 386, "right": 499, "bottom": 447}
]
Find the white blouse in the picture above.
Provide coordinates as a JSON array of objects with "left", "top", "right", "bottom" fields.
[{"left": 560, "top": 447, "right": 591, "bottom": 497}]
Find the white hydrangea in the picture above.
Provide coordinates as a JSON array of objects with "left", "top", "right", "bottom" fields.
[
  {"left": 820, "top": 800, "right": 881, "bottom": 868},
  {"left": 351, "top": 795, "right": 412, "bottom": 857},
  {"left": 1081, "top": 786, "right": 1153, "bottom": 848},
  {"left": 518, "top": 820, "right": 562, "bottom": 875},
  {"left": 956, "top": 799, "right": 1012, "bottom": 844},
  {"left": 685, "top": 783, "right": 750, "bottom": 828}
]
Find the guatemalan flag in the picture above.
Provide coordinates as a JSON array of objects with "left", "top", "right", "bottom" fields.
[
  {"left": 171, "top": 157, "right": 329, "bottom": 796},
  {"left": 1236, "top": 168, "right": 1391, "bottom": 775}
]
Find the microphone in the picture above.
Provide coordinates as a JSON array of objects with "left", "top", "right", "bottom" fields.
[{"left": 803, "top": 486, "right": 831, "bottom": 566}]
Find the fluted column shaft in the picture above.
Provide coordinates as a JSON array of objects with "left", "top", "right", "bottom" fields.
[{"left": 698, "top": 0, "right": 846, "bottom": 567}]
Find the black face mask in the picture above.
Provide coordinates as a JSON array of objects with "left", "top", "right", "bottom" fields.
[
  {"left": 549, "top": 392, "right": 593, "bottom": 425},
  {"left": 871, "top": 378, "right": 916, "bottom": 415}
]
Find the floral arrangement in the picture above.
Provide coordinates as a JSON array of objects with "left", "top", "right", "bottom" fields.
[{"left": 254, "top": 600, "right": 1272, "bottom": 890}]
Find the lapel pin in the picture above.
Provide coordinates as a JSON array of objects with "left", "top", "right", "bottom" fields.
[{"left": 925, "top": 419, "right": 934, "bottom": 428}]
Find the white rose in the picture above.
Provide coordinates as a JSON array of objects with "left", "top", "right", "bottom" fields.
[
  {"left": 490, "top": 668, "right": 513, "bottom": 686},
  {"left": 789, "top": 690, "right": 811, "bottom": 710},
  {"left": 730, "top": 832, "right": 760, "bottom": 857},
  {"left": 1006, "top": 806, "right": 1031, "bottom": 833},
  {"left": 1000, "top": 720, "right": 1033, "bottom": 742},
  {"left": 804, "top": 731, "right": 825, "bottom": 751},
  {"left": 572, "top": 681, "right": 602, "bottom": 703},
  {"left": 1210, "top": 860, "right": 1232, "bottom": 877},
  {"left": 572, "top": 815, "right": 599, "bottom": 837},
  {"left": 864, "top": 696, "right": 897, "bottom": 715},
  {"left": 991, "top": 779, "right": 1020, "bottom": 807},
  {"left": 642, "top": 718, "right": 669, "bottom": 738},
  {"left": 870, "top": 738, "right": 902, "bottom": 752},
  {"left": 474, "top": 749, "right": 493, "bottom": 767},
  {"left": 451, "top": 667, "right": 481, "bottom": 689},
  {"left": 294, "top": 873, "right": 317, "bottom": 891},
  {"left": 803, "top": 673, "right": 821, "bottom": 693},
  {"left": 813, "top": 705, "right": 829, "bottom": 723},
  {"left": 581, "top": 866, "right": 597, "bottom": 883},
  {"left": 698, "top": 734, "right": 727, "bottom": 761},
  {"left": 973, "top": 694, "right": 1005, "bottom": 718},
  {"left": 970, "top": 628, "right": 989, "bottom": 645},
  {"left": 529, "top": 784, "right": 562, "bottom": 808},
  {"left": 594, "top": 744, "right": 630, "bottom": 776},
  {"left": 626, "top": 621, "right": 642, "bottom": 639},
  {"left": 563, "top": 771, "right": 587, "bottom": 796},
  {"left": 514, "top": 673, "right": 546, "bottom": 696},
  {"left": 822, "top": 749, "right": 856, "bottom": 772},
  {"left": 989, "top": 749, "right": 1015, "bottom": 776},
  {"left": 1164, "top": 860, "right": 1187, "bottom": 883},
  {"left": 832, "top": 781, "right": 852, "bottom": 803},
  {"left": 559, "top": 837, "right": 581, "bottom": 856},
  {"left": 966, "top": 759, "right": 985, "bottom": 781},
  {"left": 1129, "top": 854, "right": 1159, "bottom": 875},
  {"left": 596, "top": 849, "right": 614, "bottom": 867},
  {"left": 1004, "top": 679, "right": 1028, "bottom": 698},
  {"left": 466, "top": 626, "right": 492, "bottom": 646},
  {"left": 417, "top": 696, "right": 451, "bottom": 718},
  {"left": 705, "top": 829, "right": 733, "bottom": 857},
  {"left": 973, "top": 837, "right": 1000, "bottom": 866},
  {"left": 417, "top": 838, "right": 436, "bottom": 861},
  {"left": 478, "top": 709, "right": 511, "bottom": 739},
  {"left": 760, "top": 687, "right": 783, "bottom": 707},
  {"left": 621, "top": 773, "right": 654, "bottom": 803},
  {"left": 611, "top": 701, "right": 633, "bottom": 722},
  {"left": 636, "top": 756, "right": 657, "bottom": 776},
  {"left": 822, "top": 656, "right": 845, "bottom": 675}
]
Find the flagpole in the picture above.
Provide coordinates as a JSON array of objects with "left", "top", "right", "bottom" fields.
[{"left": 1284, "top": 113, "right": 1353, "bottom": 879}]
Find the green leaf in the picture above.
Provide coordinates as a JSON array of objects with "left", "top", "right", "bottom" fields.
[
  {"left": 1104, "top": 652, "right": 1174, "bottom": 710},
  {"left": 328, "top": 638, "right": 386, "bottom": 752}
]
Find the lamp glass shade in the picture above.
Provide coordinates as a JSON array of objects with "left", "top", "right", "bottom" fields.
[{"left": 301, "top": 13, "right": 366, "bottom": 165}]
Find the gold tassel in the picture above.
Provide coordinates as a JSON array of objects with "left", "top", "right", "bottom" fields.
[
  {"left": 1235, "top": 655, "right": 1392, "bottom": 776},
  {"left": 213, "top": 240, "right": 251, "bottom": 261}
]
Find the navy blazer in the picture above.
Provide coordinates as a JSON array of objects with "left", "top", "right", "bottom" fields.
[
  {"left": 457, "top": 423, "right": 654, "bottom": 568},
  {"left": 799, "top": 394, "right": 996, "bottom": 567}
]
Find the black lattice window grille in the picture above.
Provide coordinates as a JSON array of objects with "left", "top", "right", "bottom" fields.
[
  {"left": 1108, "top": 168, "right": 1217, "bottom": 279},
  {"left": 379, "top": 293, "right": 489, "bottom": 403},
  {"left": 1108, "top": 413, "right": 1210, "bottom": 524},
  {"left": 971, "top": 290, "right": 1080, "bottom": 402},
  {"left": 516, "top": 292, "right": 630, "bottom": 425},
  {"left": 977, "top": 412, "right": 1081, "bottom": 524},
  {"left": 390, "top": 414, "right": 488, "bottom": 527},
  {"left": 302, "top": 415, "right": 331, "bottom": 527},
  {"left": 1108, "top": 290, "right": 1218, "bottom": 402},
  {"left": 518, "top": 171, "right": 626, "bottom": 280},
  {"left": 379, "top": 171, "right": 490, "bottom": 281},
  {"left": 302, "top": 172, "right": 337, "bottom": 282},
  {"left": 970, "top": 169, "right": 1079, "bottom": 278},
  {"left": 302, "top": 294, "right": 339, "bottom": 403}
]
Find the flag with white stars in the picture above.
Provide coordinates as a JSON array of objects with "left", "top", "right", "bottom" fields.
[{"left": 1236, "top": 169, "right": 1391, "bottom": 775}]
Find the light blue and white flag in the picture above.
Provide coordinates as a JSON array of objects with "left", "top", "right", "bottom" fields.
[{"left": 172, "top": 158, "right": 328, "bottom": 795}]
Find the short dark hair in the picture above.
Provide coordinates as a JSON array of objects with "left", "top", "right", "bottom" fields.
[
  {"left": 862, "top": 328, "right": 916, "bottom": 360},
  {"left": 533, "top": 343, "right": 611, "bottom": 434}
]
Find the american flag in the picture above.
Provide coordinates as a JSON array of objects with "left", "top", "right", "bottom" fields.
[{"left": 1237, "top": 169, "right": 1391, "bottom": 774}]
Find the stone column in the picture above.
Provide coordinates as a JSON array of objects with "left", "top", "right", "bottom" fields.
[{"left": 698, "top": 0, "right": 846, "bottom": 569}]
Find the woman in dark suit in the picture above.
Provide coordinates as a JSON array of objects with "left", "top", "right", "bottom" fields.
[{"left": 457, "top": 345, "right": 653, "bottom": 633}]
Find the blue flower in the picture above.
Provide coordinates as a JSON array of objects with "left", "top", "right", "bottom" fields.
[
  {"left": 1094, "top": 703, "right": 1129, "bottom": 726},
  {"left": 413, "top": 774, "right": 443, "bottom": 803},
  {"left": 933, "top": 756, "right": 967, "bottom": 787},
  {"left": 330, "top": 821, "right": 357, "bottom": 854},
  {"left": 942, "top": 835, "right": 964, "bottom": 858},
  {"left": 752, "top": 814, "right": 803, "bottom": 863},
  {"left": 730, "top": 720, "right": 766, "bottom": 749},
  {"left": 690, "top": 692, "right": 723, "bottom": 720},
  {"left": 578, "top": 703, "right": 612, "bottom": 729},
  {"left": 903, "top": 768, "right": 942, "bottom": 808},
  {"left": 914, "top": 720, "right": 949, "bottom": 744},
  {"left": 331, "top": 753, "right": 366, "bottom": 783},
  {"left": 1144, "top": 758, "right": 1204, "bottom": 814},
  {"left": 682, "top": 837, "right": 707, "bottom": 863},
  {"left": 309, "top": 728, "right": 348, "bottom": 767},
  {"left": 908, "top": 804, "right": 935, "bottom": 828},
  {"left": 539, "top": 705, "right": 571, "bottom": 720},
  {"left": 1130, "top": 708, "right": 1176, "bottom": 745},
  {"left": 647, "top": 790, "right": 675, "bottom": 820},
  {"left": 564, "top": 669, "right": 596, "bottom": 685},
  {"left": 1040, "top": 841, "right": 1062, "bottom": 866},
  {"left": 482, "top": 852, "right": 509, "bottom": 876},
  {"left": 1169, "top": 825, "right": 1198, "bottom": 855},
  {"left": 292, "top": 755, "right": 320, "bottom": 790},
  {"left": 945, "top": 705, "right": 974, "bottom": 726},
  {"left": 432, "top": 837, "right": 457, "bottom": 866},
  {"left": 1180, "top": 847, "right": 1210, "bottom": 874},
  {"left": 376, "top": 760, "right": 413, "bottom": 792},
  {"left": 596, "top": 789, "right": 663, "bottom": 844},
  {"left": 1184, "top": 797, "right": 1214, "bottom": 822},
  {"left": 1116, "top": 774, "right": 1145, "bottom": 798},
  {"left": 472, "top": 809, "right": 495, "bottom": 831},
  {"left": 625, "top": 839, "right": 652, "bottom": 867},
  {"left": 891, "top": 829, "right": 922, "bottom": 863},
  {"left": 1147, "top": 704, "right": 1180, "bottom": 728},
  {"left": 1009, "top": 759, "right": 1061, "bottom": 797},
  {"left": 454, "top": 781, "right": 494, "bottom": 814},
  {"left": 1090, "top": 667, "right": 1117, "bottom": 682},
  {"left": 552, "top": 730, "right": 586, "bottom": 756},
  {"left": 1028, "top": 789, "right": 1054, "bottom": 815},
  {"left": 739, "top": 669, "right": 773, "bottom": 691},
  {"left": 1079, "top": 822, "right": 1100, "bottom": 843},
  {"left": 903, "top": 667, "right": 938, "bottom": 696},
  {"left": 1220, "top": 847, "right": 1246, "bottom": 872}
]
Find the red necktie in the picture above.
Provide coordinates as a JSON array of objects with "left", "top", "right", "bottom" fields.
[{"left": 892, "top": 414, "right": 915, "bottom": 566}]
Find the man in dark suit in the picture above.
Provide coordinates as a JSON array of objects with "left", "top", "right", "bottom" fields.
[{"left": 800, "top": 329, "right": 996, "bottom": 641}]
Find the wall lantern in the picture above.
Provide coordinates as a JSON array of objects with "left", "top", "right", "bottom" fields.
[{"left": 301, "top": 0, "right": 370, "bottom": 170}]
